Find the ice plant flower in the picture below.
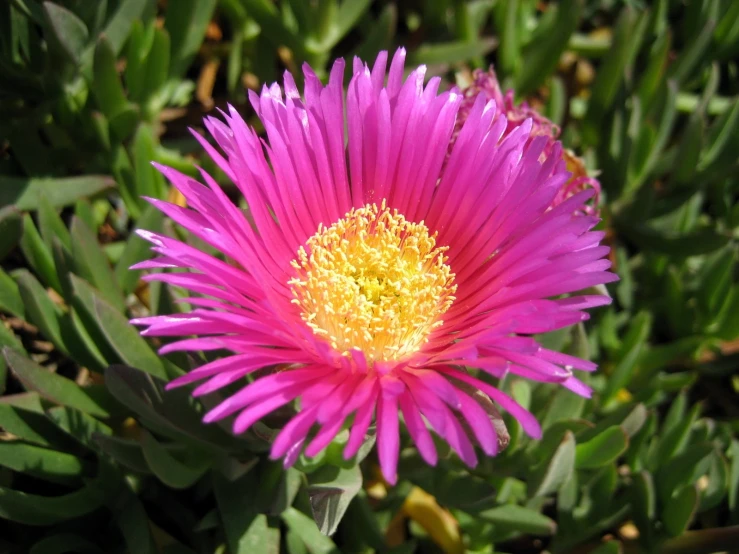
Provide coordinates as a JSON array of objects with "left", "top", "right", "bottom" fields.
[
  {"left": 132, "top": 49, "right": 617, "bottom": 485},
  {"left": 454, "top": 67, "right": 602, "bottom": 216}
]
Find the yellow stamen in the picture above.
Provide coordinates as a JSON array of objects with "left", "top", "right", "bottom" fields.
[{"left": 289, "top": 201, "right": 457, "bottom": 362}]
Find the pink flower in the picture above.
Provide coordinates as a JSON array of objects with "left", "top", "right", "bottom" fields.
[
  {"left": 132, "top": 49, "right": 617, "bottom": 485},
  {"left": 454, "top": 68, "right": 602, "bottom": 216}
]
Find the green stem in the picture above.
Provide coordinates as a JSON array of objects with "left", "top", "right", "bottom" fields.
[
  {"left": 568, "top": 33, "right": 612, "bottom": 58},
  {"left": 676, "top": 93, "right": 734, "bottom": 116}
]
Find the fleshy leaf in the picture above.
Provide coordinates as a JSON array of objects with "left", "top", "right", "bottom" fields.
[{"left": 308, "top": 464, "right": 362, "bottom": 536}]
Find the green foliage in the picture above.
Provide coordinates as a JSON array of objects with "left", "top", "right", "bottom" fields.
[{"left": 1, "top": 1, "right": 737, "bottom": 553}]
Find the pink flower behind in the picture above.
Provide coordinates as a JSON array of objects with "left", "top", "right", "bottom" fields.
[
  {"left": 132, "top": 49, "right": 617, "bottom": 485},
  {"left": 455, "top": 68, "right": 602, "bottom": 217},
  {"left": 456, "top": 67, "right": 560, "bottom": 142}
]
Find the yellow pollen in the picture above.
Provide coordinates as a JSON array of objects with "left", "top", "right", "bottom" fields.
[{"left": 289, "top": 202, "right": 457, "bottom": 362}]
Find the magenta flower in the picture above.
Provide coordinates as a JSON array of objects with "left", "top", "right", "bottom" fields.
[
  {"left": 455, "top": 67, "right": 602, "bottom": 216},
  {"left": 132, "top": 49, "right": 616, "bottom": 485}
]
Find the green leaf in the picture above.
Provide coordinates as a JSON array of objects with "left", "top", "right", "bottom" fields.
[
  {"left": 0, "top": 441, "right": 86, "bottom": 484},
  {"left": 478, "top": 504, "right": 557, "bottom": 536},
  {"left": 65, "top": 304, "right": 113, "bottom": 372},
  {"left": 407, "top": 40, "right": 495, "bottom": 66},
  {"left": 92, "top": 35, "right": 129, "bottom": 118},
  {"left": 307, "top": 464, "right": 362, "bottom": 536},
  {"left": 74, "top": 199, "right": 98, "bottom": 234},
  {"left": 46, "top": 406, "right": 113, "bottom": 451},
  {"left": 226, "top": 25, "right": 245, "bottom": 95},
  {"left": 104, "top": 364, "right": 241, "bottom": 452},
  {"left": 662, "top": 484, "right": 698, "bottom": 537},
  {"left": 575, "top": 426, "right": 628, "bottom": 469},
  {"left": 700, "top": 451, "right": 728, "bottom": 511},
  {"left": 0, "top": 325, "right": 22, "bottom": 394},
  {"left": 352, "top": 4, "right": 397, "bottom": 62},
  {"left": 214, "top": 468, "right": 282, "bottom": 554},
  {"left": 672, "top": 110, "right": 706, "bottom": 187},
  {"left": 636, "top": 32, "right": 671, "bottom": 108},
  {"left": 580, "top": 404, "right": 648, "bottom": 444},
  {"left": 0, "top": 206, "right": 23, "bottom": 261},
  {"left": 3, "top": 347, "right": 112, "bottom": 418},
  {"left": 656, "top": 403, "right": 700, "bottom": 466},
  {"left": 37, "top": 195, "right": 72, "bottom": 253},
  {"left": 70, "top": 218, "right": 125, "bottom": 312},
  {"left": 601, "top": 312, "right": 652, "bottom": 406},
  {"left": 0, "top": 397, "right": 74, "bottom": 448},
  {"left": 194, "top": 509, "right": 219, "bottom": 532},
  {"left": 50, "top": 235, "right": 75, "bottom": 302},
  {"left": 115, "top": 201, "right": 164, "bottom": 295},
  {"left": 89, "top": 110, "right": 112, "bottom": 150},
  {"left": 406, "top": 464, "right": 497, "bottom": 512},
  {"left": 123, "top": 20, "right": 151, "bottom": 103},
  {"left": 7, "top": 0, "right": 45, "bottom": 23},
  {"left": 619, "top": 403, "right": 650, "bottom": 440},
  {"left": 0, "top": 391, "right": 45, "bottom": 412},
  {"left": 697, "top": 245, "right": 736, "bottom": 318},
  {"left": 41, "top": 1, "right": 89, "bottom": 68},
  {"left": 286, "top": 530, "right": 308, "bottom": 554},
  {"left": 492, "top": 0, "right": 519, "bottom": 76},
  {"left": 544, "top": 75, "right": 567, "bottom": 127},
  {"left": 728, "top": 440, "right": 739, "bottom": 512},
  {"left": 239, "top": 0, "right": 303, "bottom": 55},
  {"left": 70, "top": 276, "right": 167, "bottom": 378},
  {"left": 110, "top": 479, "right": 156, "bottom": 554},
  {"left": 631, "top": 471, "right": 656, "bottom": 539},
  {"left": 93, "top": 434, "right": 150, "bottom": 473},
  {"left": 583, "top": 7, "right": 647, "bottom": 144},
  {"left": 14, "top": 269, "right": 66, "bottom": 352},
  {"left": 0, "top": 268, "right": 24, "bottom": 318},
  {"left": 327, "top": 0, "right": 371, "bottom": 49},
  {"left": 636, "top": 337, "right": 704, "bottom": 380},
  {"left": 713, "top": 0, "right": 739, "bottom": 54},
  {"left": 18, "top": 216, "right": 63, "bottom": 293},
  {"left": 662, "top": 392, "right": 686, "bottom": 438},
  {"left": 102, "top": 0, "right": 150, "bottom": 54},
  {"left": 668, "top": 19, "right": 716, "bottom": 84},
  {"left": 272, "top": 467, "right": 303, "bottom": 515},
  {"left": 30, "top": 533, "right": 104, "bottom": 554},
  {"left": 656, "top": 444, "right": 713, "bottom": 502},
  {"left": 109, "top": 104, "right": 141, "bottom": 141},
  {"left": 713, "top": 285, "right": 739, "bottom": 340},
  {"left": 340, "top": 490, "right": 385, "bottom": 551},
  {"left": 626, "top": 81, "right": 679, "bottom": 195},
  {"left": 132, "top": 123, "right": 166, "bottom": 200},
  {"left": 141, "top": 430, "right": 209, "bottom": 489},
  {"left": 530, "top": 431, "right": 576, "bottom": 497},
  {"left": 0, "top": 312, "right": 26, "bottom": 356},
  {"left": 515, "top": 0, "right": 583, "bottom": 95},
  {"left": 699, "top": 97, "right": 739, "bottom": 171},
  {"left": 282, "top": 507, "right": 339, "bottom": 554},
  {"left": 0, "top": 175, "right": 115, "bottom": 210},
  {"left": 672, "top": 61, "right": 720, "bottom": 181},
  {"left": 0, "top": 469, "right": 106, "bottom": 525},
  {"left": 164, "top": 0, "right": 217, "bottom": 78},
  {"left": 541, "top": 387, "right": 586, "bottom": 429},
  {"left": 142, "top": 27, "right": 170, "bottom": 108}
]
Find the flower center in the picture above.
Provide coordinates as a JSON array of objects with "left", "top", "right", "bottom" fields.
[{"left": 289, "top": 202, "right": 457, "bottom": 362}]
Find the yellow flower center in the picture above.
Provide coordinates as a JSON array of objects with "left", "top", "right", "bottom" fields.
[{"left": 289, "top": 202, "right": 457, "bottom": 363}]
